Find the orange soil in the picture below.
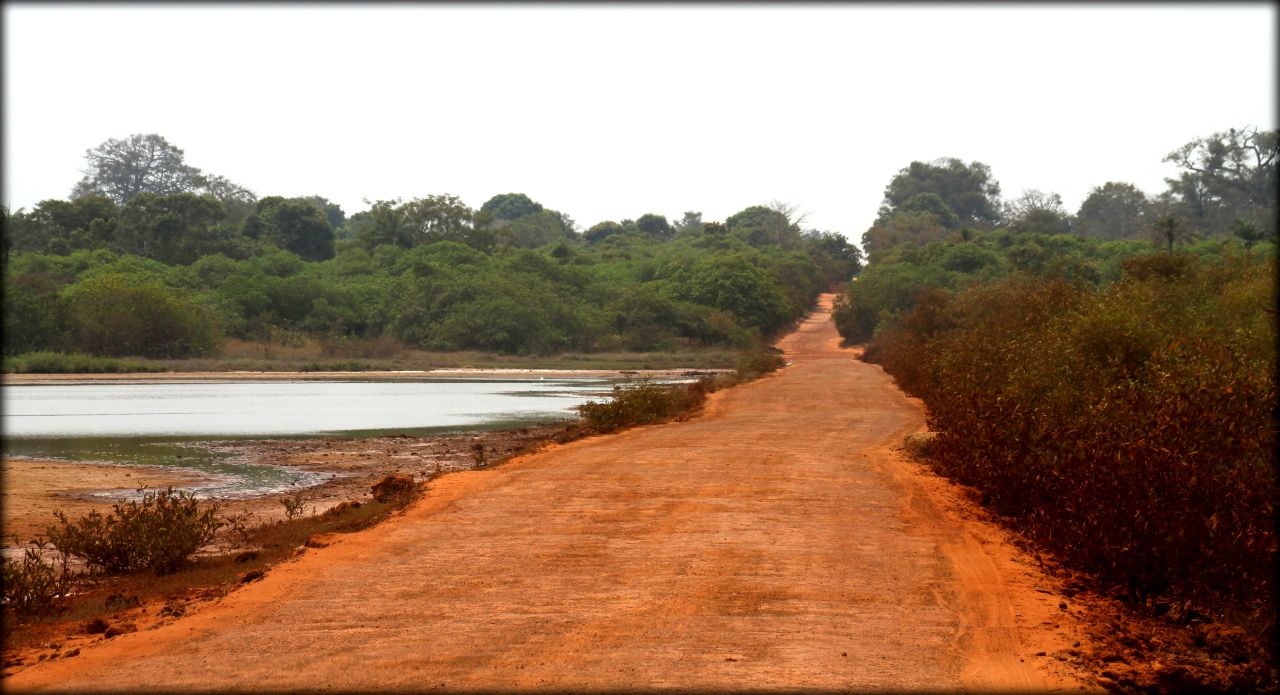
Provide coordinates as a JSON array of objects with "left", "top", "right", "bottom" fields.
[
  {"left": 2, "top": 460, "right": 214, "bottom": 546},
  {"left": 4, "top": 295, "right": 1100, "bottom": 692}
]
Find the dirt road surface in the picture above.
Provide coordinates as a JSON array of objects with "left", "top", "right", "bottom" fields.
[{"left": 6, "top": 295, "right": 1096, "bottom": 692}]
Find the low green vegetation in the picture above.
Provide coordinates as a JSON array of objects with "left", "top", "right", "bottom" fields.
[
  {"left": 575, "top": 346, "right": 787, "bottom": 433},
  {"left": 46, "top": 487, "right": 224, "bottom": 576},
  {"left": 576, "top": 380, "right": 710, "bottom": 433},
  {"left": 3, "top": 351, "right": 165, "bottom": 374}
]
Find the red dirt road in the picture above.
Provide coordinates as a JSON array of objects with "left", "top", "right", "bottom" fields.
[{"left": 6, "top": 296, "right": 1095, "bottom": 692}]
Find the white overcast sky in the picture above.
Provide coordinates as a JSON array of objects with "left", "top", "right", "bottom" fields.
[{"left": 3, "top": 3, "right": 1275, "bottom": 243}]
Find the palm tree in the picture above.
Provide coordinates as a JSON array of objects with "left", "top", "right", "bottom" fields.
[{"left": 1151, "top": 215, "right": 1194, "bottom": 253}]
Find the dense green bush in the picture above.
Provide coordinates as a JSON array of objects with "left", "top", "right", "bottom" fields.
[
  {"left": 47, "top": 487, "right": 224, "bottom": 575},
  {"left": 63, "top": 273, "right": 221, "bottom": 357},
  {"left": 864, "top": 253, "right": 1276, "bottom": 631},
  {"left": 576, "top": 380, "right": 709, "bottom": 433}
]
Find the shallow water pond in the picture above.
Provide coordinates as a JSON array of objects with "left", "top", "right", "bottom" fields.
[{"left": 1, "top": 377, "right": 638, "bottom": 499}]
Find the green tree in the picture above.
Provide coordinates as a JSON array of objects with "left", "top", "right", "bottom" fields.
[
  {"left": 670, "top": 254, "right": 793, "bottom": 334},
  {"left": 479, "top": 193, "right": 543, "bottom": 221},
  {"left": 880, "top": 158, "right": 1002, "bottom": 227},
  {"left": 673, "top": 211, "right": 704, "bottom": 236},
  {"left": 243, "top": 197, "right": 335, "bottom": 261},
  {"left": 726, "top": 205, "right": 798, "bottom": 247},
  {"left": 299, "top": 196, "right": 347, "bottom": 233},
  {"left": 6, "top": 196, "right": 120, "bottom": 254},
  {"left": 1003, "top": 189, "right": 1071, "bottom": 235},
  {"left": 900, "top": 193, "right": 960, "bottom": 229},
  {"left": 117, "top": 192, "right": 227, "bottom": 264},
  {"left": 860, "top": 211, "right": 949, "bottom": 264},
  {"left": 584, "top": 220, "right": 626, "bottom": 243},
  {"left": 71, "top": 134, "right": 204, "bottom": 204},
  {"left": 1163, "top": 126, "right": 1278, "bottom": 236},
  {"left": 635, "top": 213, "right": 673, "bottom": 239},
  {"left": 1075, "top": 182, "right": 1150, "bottom": 240},
  {"left": 498, "top": 210, "right": 575, "bottom": 248},
  {"left": 1151, "top": 214, "right": 1194, "bottom": 253},
  {"left": 198, "top": 174, "right": 258, "bottom": 227},
  {"left": 63, "top": 273, "right": 220, "bottom": 357},
  {"left": 399, "top": 194, "right": 475, "bottom": 245}
]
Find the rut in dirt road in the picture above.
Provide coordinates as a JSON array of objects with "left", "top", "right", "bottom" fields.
[{"left": 7, "top": 295, "right": 1091, "bottom": 692}]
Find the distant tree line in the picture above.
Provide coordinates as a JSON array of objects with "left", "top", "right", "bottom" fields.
[
  {"left": 2, "top": 134, "right": 862, "bottom": 359},
  {"left": 861, "top": 126, "right": 1277, "bottom": 264}
]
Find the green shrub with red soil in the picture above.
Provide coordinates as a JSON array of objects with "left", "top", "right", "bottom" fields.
[{"left": 862, "top": 253, "right": 1276, "bottom": 640}]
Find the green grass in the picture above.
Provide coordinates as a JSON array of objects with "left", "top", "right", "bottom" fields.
[{"left": 3, "top": 351, "right": 166, "bottom": 374}]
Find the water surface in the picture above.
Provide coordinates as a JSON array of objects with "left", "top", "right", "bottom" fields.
[{"left": 2, "top": 377, "right": 629, "bottom": 498}]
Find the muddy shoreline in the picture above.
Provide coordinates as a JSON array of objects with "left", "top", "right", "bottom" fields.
[{"left": 2, "top": 422, "right": 575, "bottom": 553}]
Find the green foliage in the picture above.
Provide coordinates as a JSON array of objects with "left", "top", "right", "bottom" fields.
[
  {"left": 479, "top": 192, "right": 543, "bottom": 221},
  {"left": 243, "top": 196, "right": 335, "bottom": 261},
  {"left": 117, "top": 191, "right": 229, "bottom": 264},
  {"left": 1075, "top": 182, "right": 1151, "bottom": 241},
  {"left": 864, "top": 254, "right": 1276, "bottom": 629},
  {"left": 48, "top": 487, "right": 225, "bottom": 575},
  {"left": 1, "top": 539, "right": 74, "bottom": 619},
  {"left": 71, "top": 133, "right": 203, "bottom": 204},
  {"left": 733, "top": 346, "right": 786, "bottom": 380},
  {"left": 576, "top": 380, "right": 708, "bottom": 433},
  {"left": 6, "top": 170, "right": 841, "bottom": 360},
  {"left": 879, "top": 157, "right": 1002, "bottom": 227},
  {"left": 3, "top": 351, "right": 164, "bottom": 374},
  {"left": 1163, "top": 126, "right": 1277, "bottom": 238},
  {"left": 63, "top": 273, "right": 221, "bottom": 357}
]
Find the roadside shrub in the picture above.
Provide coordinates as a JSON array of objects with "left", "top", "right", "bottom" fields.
[
  {"left": 47, "top": 487, "right": 223, "bottom": 575},
  {"left": 734, "top": 346, "right": 787, "bottom": 380},
  {"left": 864, "top": 254, "right": 1277, "bottom": 634},
  {"left": 1, "top": 539, "right": 74, "bottom": 619},
  {"left": 577, "top": 380, "right": 707, "bottom": 433}
]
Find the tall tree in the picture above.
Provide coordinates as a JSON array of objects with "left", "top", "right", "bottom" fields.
[
  {"left": 1163, "top": 126, "right": 1278, "bottom": 235},
  {"left": 1075, "top": 182, "right": 1150, "bottom": 241},
  {"left": 879, "top": 158, "right": 1002, "bottom": 227},
  {"left": 479, "top": 193, "right": 543, "bottom": 222},
  {"left": 117, "top": 192, "right": 227, "bottom": 264},
  {"left": 199, "top": 174, "right": 258, "bottom": 226},
  {"left": 726, "top": 205, "right": 798, "bottom": 247},
  {"left": 635, "top": 213, "right": 673, "bottom": 239},
  {"left": 72, "top": 134, "right": 204, "bottom": 204},
  {"left": 860, "top": 211, "right": 949, "bottom": 264},
  {"left": 242, "top": 197, "right": 335, "bottom": 261},
  {"left": 1002, "top": 189, "right": 1071, "bottom": 235}
]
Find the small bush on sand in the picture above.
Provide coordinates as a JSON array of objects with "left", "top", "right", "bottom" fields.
[
  {"left": 370, "top": 475, "right": 418, "bottom": 503},
  {"left": 47, "top": 487, "right": 223, "bottom": 575},
  {"left": 279, "top": 490, "right": 312, "bottom": 520},
  {"left": 1, "top": 539, "right": 74, "bottom": 619}
]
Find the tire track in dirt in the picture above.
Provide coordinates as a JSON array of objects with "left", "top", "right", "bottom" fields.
[{"left": 6, "top": 295, "right": 1094, "bottom": 692}]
